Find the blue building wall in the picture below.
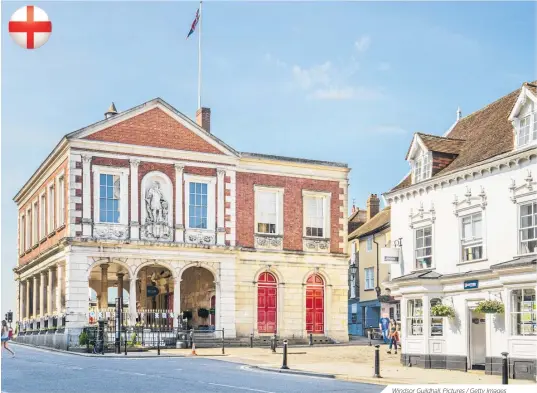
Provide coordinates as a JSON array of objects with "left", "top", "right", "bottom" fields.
[
  {"left": 360, "top": 299, "right": 381, "bottom": 336},
  {"left": 348, "top": 298, "right": 363, "bottom": 336}
]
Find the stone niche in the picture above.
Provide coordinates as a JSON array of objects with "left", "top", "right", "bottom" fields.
[{"left": 140, "top": 171, "right": 174, "bottom": 242}]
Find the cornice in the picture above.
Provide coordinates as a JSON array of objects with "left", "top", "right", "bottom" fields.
[{"left": 384, "top": 145, "right": 537, "bottom": 203}]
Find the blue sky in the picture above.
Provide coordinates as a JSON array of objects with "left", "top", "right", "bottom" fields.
[{"left": 1, "top": 1, "right": 535, "bottom": 316}]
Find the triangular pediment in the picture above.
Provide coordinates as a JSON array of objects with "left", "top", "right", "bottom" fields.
[
  {"left": 67, "top": 98, "right": 238, "bottom": 157},
  {"left": 509, "top": 83, "right": 537, "bottom": 121}
]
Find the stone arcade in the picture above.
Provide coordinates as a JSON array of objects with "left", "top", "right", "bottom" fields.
[{"left": 13, "top": 99, "right": 350, "bottom": 349}]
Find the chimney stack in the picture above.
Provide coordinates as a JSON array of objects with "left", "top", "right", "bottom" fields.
[
  {"left": 366, "top": 194, "right": 380, "bottom": 221},
  {"left": 196, "top": 107, "right": 211, "bottom": 133},
  {"left": 104, "top": 102, "right": 118, "bottom": 119}
]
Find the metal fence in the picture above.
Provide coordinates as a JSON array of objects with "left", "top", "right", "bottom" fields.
[
  {"left": 88, "top": 308, "right": 175, "bottom": 330},
  {"left": 80, "top": 324, "right": 225, "bottom": 353}
]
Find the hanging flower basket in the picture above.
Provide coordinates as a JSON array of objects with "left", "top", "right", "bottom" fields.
[
  {"left": 377, "top": 295, "right": 392, "bottom": 303},
  {"left": 431, "top": 304, "right": 456, "bottom": 319},
  {"left": 475, "top": 300, "right": 504, "bottom": 314},
  {"left": 209, "top": 308, "right": 215, "bottom": 315},
  {"left": 198, "top": 308, "right": 210, "bottom": 319},
  {"left": 182, "top": 310, "right": 193, "bottom": 320}
]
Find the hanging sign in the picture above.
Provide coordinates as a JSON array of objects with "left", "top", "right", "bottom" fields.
[
  {"left": 464, "top": 280, "right": 479, "bottom": 290},
  {"left": 147, "top": 286, "right": 159, "bottom": 297},
  {"left": 381, "top": 248, "right": 400, "bottom": 264}
]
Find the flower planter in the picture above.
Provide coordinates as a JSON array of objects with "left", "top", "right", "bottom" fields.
[
  {"left": 475, "top": 300, "right": 504, "bottom": 314},
  {"left": 431, "top": 304, "right": 456, "bottom": 319}
]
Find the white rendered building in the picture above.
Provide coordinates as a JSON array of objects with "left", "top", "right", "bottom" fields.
[{"left": 383, "top": 82, "right": 537, "bottom": 380}]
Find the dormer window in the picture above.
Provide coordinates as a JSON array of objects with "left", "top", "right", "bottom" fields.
[
  {"left": 413, "top": 152, "right": 431, "bottom": 183},
  {"left": 510, "top": 84, "right": 537, "bottom": 148}
]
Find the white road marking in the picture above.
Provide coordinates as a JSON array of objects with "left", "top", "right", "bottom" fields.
[
  {"left": 206, "top": 382, "right": 277, "bottom": 393},
  {"left": 175, "top": 368, "right": 183, "bottom": 371},
  {"left": 66, "top": 366, "right": 83, "bottom": 370}
]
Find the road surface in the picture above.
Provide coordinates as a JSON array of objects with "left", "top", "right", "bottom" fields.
[{"left": 1, "top": 344, "right": 384, "bottom": 393}]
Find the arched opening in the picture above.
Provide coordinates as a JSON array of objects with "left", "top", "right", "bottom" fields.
[
  {"left": 180, "top": 266, "right": 215, "bottom": 330},
  {"left": 88, "top": 262, "right": 132, "bottom": 327},
  {"left": 136, "top": 264, "right": 174, "bottom": 329},
  {"left": 257, "top": 272, "right": 277, "bottom": 334},
  {"left": 306, "top": 274, "right": 324, "bottom": 334}
]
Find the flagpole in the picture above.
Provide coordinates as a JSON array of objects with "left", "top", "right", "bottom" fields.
[{"left": 197, "top": 1, "right": 202, "bottom": 109}]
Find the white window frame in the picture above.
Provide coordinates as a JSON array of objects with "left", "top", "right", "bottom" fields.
[
  {"left": 459, "top": 211, "right": 485, "bottom": 263},
  {"left": 366, "top": 235, "right": 373, "bottom": 252},
  {"left": 302, "top": 190, "right": 331, "bottom": 239},
  {"left": 26, "top": 207, "right": 32, "bottom": 251},
  {"left": 414, "top": 224, "right": 433, "bottom": 270},
  {"left": 39, "top": 192, "right": 46, "bottom": 241},
  {"left": 47, "top": 182, "right": 55, "bottom": 234},
  {"left": 19, "top": 214, "right": 25, "bottom": 255},
  {"left": 518, "top": 200, "right": 537, "bottom": 256},
  {"left": 412, "top": 151, "right": 432, "bottom": 184},
  {"left": 32, "top": 199, "right": 38, "bottom": 246},
  {"left": 430, "top": 298, "right": 444, "bottom": 337},
  {"left": 510, "top": 288, "right": 536, "bottom": 337},
  {"left": 254, "top": 186, "right": 284, "bottom": 236},
  {"left": 92, "top": 166, "right": 130, "bottom": 226},
  {"left": 407, "top": 298, "right": 424, "bottom": 336},
  {"left": 364, "top": 267, "right": 374, "bottom": 290},
  {"left": 184, "top": 174, "right": 216, "bottom": 231},
  {"left": 56, "top": 173, "right": 65, "bottom": 227},
  {"left": 514, "top": 99, "right": 537, "bottom": 148}
]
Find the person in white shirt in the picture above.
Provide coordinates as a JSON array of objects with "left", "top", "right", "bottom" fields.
[{"left": 1, "top": 320, "right": 15, "bottom": 357}]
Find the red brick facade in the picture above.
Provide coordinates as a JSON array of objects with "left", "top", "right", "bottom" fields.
[
  {"left": 18, "top": 158, "right": 69, "bottom": 266},
  {"left": 84, "top": 108, "right": 224, "bottom": 155},
  {"left": 235, "top": 172, "right": 344, "bottom": 253}
]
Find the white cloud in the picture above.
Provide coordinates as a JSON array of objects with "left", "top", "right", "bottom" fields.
[
  {"left": 379, "top": 62, "right": 391, "bottom": 71},
  {"left": 354, "top": 35, "right": 371, "bottom": 52},
  {"left": 291, "top": 62, "right": 332, "bottom": 89},
  {"left": 373, "top": 125, "right": 407, "bottom": 135}
]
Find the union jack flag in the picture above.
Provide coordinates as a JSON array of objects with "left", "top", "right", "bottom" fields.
[{"left": 186, "top": 8, "right": 200, "bottom": 39}]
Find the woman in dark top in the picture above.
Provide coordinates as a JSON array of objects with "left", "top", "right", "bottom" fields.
[{"left": 386, "top": 319, "right": 399, "bottom": 355}]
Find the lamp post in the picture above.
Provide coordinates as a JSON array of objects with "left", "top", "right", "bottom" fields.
[{"left": 349, "top": 263, "right": 357, "bottom": 281}]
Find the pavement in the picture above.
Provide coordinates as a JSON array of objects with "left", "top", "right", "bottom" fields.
[{"left": 1, "top": 344, "right": 384, "bottom": 393}]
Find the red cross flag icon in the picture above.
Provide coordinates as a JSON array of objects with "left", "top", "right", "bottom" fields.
[{"left": 8, "top": 5, "right": 52, "bottom": 49}]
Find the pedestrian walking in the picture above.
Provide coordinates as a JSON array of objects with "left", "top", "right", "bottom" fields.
[
  {"left": 1, "top": 320, "right": 15, "bottom": 357},
  {"left": 386, "top": 318, "right": 399, "bottom": 355},
  {"left": 379, "top": 314, "right": 390, "bottom": 344}
]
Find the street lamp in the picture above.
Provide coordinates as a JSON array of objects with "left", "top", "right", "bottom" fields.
[{"left": 349, "top": 263, "right": 357, "bottom": 280}]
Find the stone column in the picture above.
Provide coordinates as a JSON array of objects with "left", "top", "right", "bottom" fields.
[
  {"left": 174, "top": 164, "right": 184, "bottom": 242},
  {"left": 81, "top": 154, "right": 93, "bottom": 236},
  {"left": 39, "top": 271, "right": 46, "bottom": 318},
  {"left": 129, "top": 277, "right": 137, "bottom": 325},
  {"left": 117, "top": 273, "right": 124, "bottom": 304},
  {"left": 216, "top": 168, "right": 226, "bottom": 245},
  {"left": 130, "top": 159, "right": 140, "bottom": 240},
  {"left": 100, "top": 263, "right": 109, "bottom": 309},
  {"left": 47, "top": 267, "right": 54, "bottom": 316},
  {"left": 18, "top": 280, "right": 24, "bottom": 324},
  {"left": 173, "top": 277, "right": 181, "bottom": 328},
  {"left": 26, "top": 279, "right": 31, "bottom": 319},
  {"left": 32, "top": 275, "right": 38, "bottom": 328},
  {"left": 140, "top": 269, "right": 147, "bottom": 309},
  {"left": 56, "top": 263, "right": 63, "bottom": 313}
]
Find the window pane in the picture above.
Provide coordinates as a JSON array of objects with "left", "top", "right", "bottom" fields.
[{"left": 100, "top": 174, "right": 106, "bottom": 186}]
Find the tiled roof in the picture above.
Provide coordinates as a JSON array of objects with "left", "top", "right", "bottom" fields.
[
  {"left": 418, "top": 133, "right": 466, "bottom": 155},
  {"left": 388, "top": 82, "right": 535, "bottom": 193},
  {"left": 348, "top": 206, "right": 390, "bottom": 240},
  {"left": 490, "top": 254, "right": 537, "bottom": 270},
  {"left": 391, "top": 270, "right": 442, "bottom": 282}
]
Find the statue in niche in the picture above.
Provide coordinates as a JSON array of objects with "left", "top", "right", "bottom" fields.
[{"left": 144, "top": 181, "right": 170, "bottom": 239}]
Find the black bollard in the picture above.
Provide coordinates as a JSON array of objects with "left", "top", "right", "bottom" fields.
[
  {"left": 373, "top": 344, "right": 381, "bottom": 378},
  {"left": 124, "top": 326, "right": 127, "bottom": 356},
  {"left": 309, "top": 333, "right": 313, "bottom": 346},
  {"left": 501, "top": 352, "right": 509, "bottom": 384},
  {"left": 222, "top": 328, "right": 225, "bottom": 355},
  {"left": 281, "top": 339, "right": 289, "bottom": 370},
  {"left": 250, "top": 333, "right": 254, "bottom": 348},
  {"left": 157, "top": 328, "right": 161, "bottom": 356}
]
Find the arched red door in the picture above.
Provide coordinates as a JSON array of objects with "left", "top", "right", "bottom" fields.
[
  {"left": 257, "top": 272, "right": 277, "bottom": 333},
  {"left": 306, "top": 274, "right": 324, "bottom": 334}
]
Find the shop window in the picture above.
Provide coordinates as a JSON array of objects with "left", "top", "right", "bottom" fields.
[
  {"left": 407, "top": 299, "right": 423, "bottom": 336},
  {"left": 430, "top": 298, "right": 443, "bottom": 336},
  {"left": 511, "top": 288, "right": 536, "bottom": 336}
]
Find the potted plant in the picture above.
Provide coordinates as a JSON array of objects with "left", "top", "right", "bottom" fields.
[
  {"left": 198, "top": 308, "right": 210, "bottom": 319},
  {"left": 378, "top": 295, "right": 392, "bottom": 303},
  {"left": 475, "top": 300, "right": 504, "bottom": 314},
  {"left": 431, "top": 304, "right": 456, "bottom": 319}
]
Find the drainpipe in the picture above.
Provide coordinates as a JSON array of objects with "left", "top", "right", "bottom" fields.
[{"left": 373, "top": 238, "right": 381, "bottom": 298}]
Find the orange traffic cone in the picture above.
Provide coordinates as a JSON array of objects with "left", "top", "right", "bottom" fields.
[{"left": 191, "top": 343, "right": 197, "bottom": 356}]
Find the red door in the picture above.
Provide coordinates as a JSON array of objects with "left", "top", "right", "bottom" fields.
[
  {"left": 257, "top": 272, "right": 277, "bottom": 333},
  {"left": 306, "top": 274, "right": 324, "bottom": 333}
]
